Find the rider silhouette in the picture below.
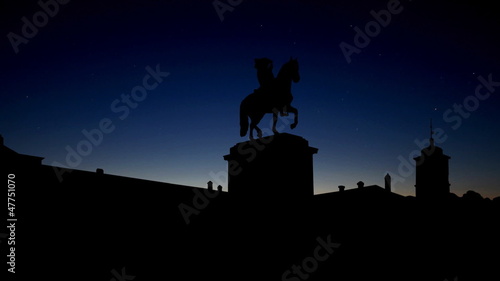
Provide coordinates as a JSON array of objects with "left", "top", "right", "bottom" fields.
[
  {"left": 254, "top": 58, "right": 274, "bottom": 93},
  {"left": 253, "top": 58, "right": 288, "bottom": 116}
]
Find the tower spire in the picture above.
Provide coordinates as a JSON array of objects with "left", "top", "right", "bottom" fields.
[{"left": 430, "top": 118, "right": 435, "bottom": 147}]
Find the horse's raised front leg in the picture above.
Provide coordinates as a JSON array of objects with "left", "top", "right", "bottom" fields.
[{"left": 288, "top": 105, "right": 298, "bottom": 129}]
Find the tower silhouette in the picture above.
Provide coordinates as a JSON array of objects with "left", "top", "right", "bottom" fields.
[{"left": 413, "top": 120, "right": 451, "bottom": 200}]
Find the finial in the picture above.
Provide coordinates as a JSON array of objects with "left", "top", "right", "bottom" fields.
[{"left": 430, "top": 118, "right": 435, "bottom": 147}]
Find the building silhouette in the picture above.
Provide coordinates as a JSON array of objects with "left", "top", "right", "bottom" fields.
[{"left": 1, "top": 133, "right": 499, "bottom": 281}]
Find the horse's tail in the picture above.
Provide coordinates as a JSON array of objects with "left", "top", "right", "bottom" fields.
[{"left": 240, "top": 99, "right": 249, "bottom": 137}]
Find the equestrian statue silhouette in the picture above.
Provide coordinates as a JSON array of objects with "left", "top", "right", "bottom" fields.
[
  {"left": 254, "top": 57, "right": 274, "bottom": 92},
  {"left": 240, "top": 57, "right": 300, "bottom": 139}
]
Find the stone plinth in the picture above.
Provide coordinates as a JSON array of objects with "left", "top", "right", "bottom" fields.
[{"left": 223, "top": 133, "right": 318, "bottom": 200}]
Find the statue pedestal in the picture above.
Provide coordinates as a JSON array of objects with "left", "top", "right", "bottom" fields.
[{"left": 223, "top": 133, "right": 318, "bottom": 201}]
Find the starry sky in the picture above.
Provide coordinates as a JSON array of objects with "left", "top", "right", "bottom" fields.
[{"left": 1, "top": 0, "right": 500, "bottom": 198}]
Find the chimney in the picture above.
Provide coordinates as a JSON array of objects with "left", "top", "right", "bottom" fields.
[
  {"left": 217, "top": 185, "right": 223, "bottom": 192},
  {"left": 96, "top": 168, "right": 104, "bottom": 175},
  {"left": 384, "top": 173, "right": 391, "bottom": 192},
  {"left": 207, "top": 181, "right": 213, "bottom": 191},
  {"left": 0, "top": 134, "right": 4, "bottom": 146},
  {"left": 338, "top": 185, "right": 345, "bottom": 192},
  {"left": 357, "top": 181, "right": 364, "bottom": 189}
]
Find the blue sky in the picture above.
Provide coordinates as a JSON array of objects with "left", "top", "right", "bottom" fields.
[{"left": 1, "top": 0, "right": 500, "bottom": 198}]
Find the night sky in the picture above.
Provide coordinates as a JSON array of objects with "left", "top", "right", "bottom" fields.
[{"left": 2, "top": 0, "right": 500, "bottom": 198}]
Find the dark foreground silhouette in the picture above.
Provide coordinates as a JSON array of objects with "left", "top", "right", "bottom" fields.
[{"left": 2, "top": 134, "right": 499, "bottom": 281}]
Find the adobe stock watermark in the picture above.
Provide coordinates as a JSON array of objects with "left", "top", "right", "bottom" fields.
[
  {"left": 178, "top": 112, "right": 294, "bottom": 225},
  {"left": 110, "top": 267, "right": 135, "bottom": 281},
  {"left": 282, "top": 234, "right": 340, "bottom": 281},
  {"left": 51, "top": 64, "right": 170, "bottom": 182},
  {"left": 442, "top": 73, "right": 500, "bottom": 129},
  {"left": 339, "top": 0, "right": 403, "bottom": 64},
  {"left": 210, "top": 109, "right": 295, "bottom": 185},
  {"left": 7, "top": 0, "right": 70, "bottom": 54},
  {"left": 212, "top": 0, "right": 243, "bottom": 22},
  {"left": 178, "top": 186, "right": 221, "bottom": 225},
  {"left": 385, "top": 126, "right": 448, "bottom": 188},
  {"left": 386, "top": 73, "right": 499, "bottom": 189}
]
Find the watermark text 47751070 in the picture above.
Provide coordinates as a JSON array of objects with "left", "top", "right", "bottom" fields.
[{"left": 7, "top": 173, "right": 17, "bottom": 274}]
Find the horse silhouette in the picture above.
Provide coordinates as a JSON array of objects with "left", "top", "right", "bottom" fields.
[{"left": 240, "top": 58, "right": 300, "bottom": 139}]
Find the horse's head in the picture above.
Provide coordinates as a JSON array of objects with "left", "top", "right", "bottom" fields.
[
  {"left": 276, "top": 57, "right": 300, "bottom": 87},
  {"left": 287, "top": 57, "right": 300, "bottom": 83}
]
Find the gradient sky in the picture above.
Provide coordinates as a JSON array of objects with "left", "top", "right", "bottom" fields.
[{"left": 1, "top": 0, "right": 500, "bottom": 198}]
